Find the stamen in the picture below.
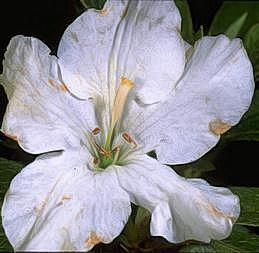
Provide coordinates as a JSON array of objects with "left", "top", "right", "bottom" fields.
[
  {"left": 105, "top": 76, "right": 134, "bottom": 149},
  {"left": 122, "top": 132, "right": 137, "bottom": 148},
  {"left": 93, "top": 142, "right": 111, "bottom": 156},
  {"left": 112, "top": 147, "right": 120, "bottom": 164}
]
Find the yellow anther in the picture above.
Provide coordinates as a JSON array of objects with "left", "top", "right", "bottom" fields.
[{"left": 121, "top": 76, "right": 134, "bottom": 88}]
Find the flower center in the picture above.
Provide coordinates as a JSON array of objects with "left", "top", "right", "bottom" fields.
[{"left": 90, "top": 77, "right": 135, "bottom": 170}]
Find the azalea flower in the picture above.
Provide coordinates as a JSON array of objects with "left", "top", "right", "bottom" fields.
[{"left": 0, "top": 0, "right": 254, "bottom": 251}]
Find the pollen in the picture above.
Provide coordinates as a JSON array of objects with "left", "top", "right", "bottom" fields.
[
  {"left": 85, "top": 232, "right": 102, "bottom": 247},
  {"left": 209, "top": 119, "right": 231, "bottom": 135}
]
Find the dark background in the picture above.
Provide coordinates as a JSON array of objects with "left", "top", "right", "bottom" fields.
[{"left": 0, "top": 0, "right": 258, "bottom": 187}]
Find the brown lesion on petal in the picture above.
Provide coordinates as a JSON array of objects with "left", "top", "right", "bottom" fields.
[
  {"left": 85, "top": 232, "right": 102, "bottom": 247},
  {"left": 34, "top": 176, "right": 63, "bottom": 216},
  {"left": 207, "top": 203, "right": 235, "bottom": 221},
  {"left": 2, "top": 132, "right": 18, "bottom": 142},
  {"left": 209, "top": 119, "right": 231, "bottom": 136},
  {"left": 98, "top": 8, "right": 109, "bottom": 16},
  {"left": 48, "top": 79, "right": 69, "bottom": 92},
  {"left": 60, "top": 82, "right": 69, "bottom": 92},
  {"left": 57, "top": 195, "right": 72, "bottom": 206}
]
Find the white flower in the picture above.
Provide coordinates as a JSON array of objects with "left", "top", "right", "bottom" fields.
[{"left": 0, "top": 0, "right": 254, "bottom": 251}]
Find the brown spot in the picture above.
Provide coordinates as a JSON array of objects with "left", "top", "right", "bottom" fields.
[
  {"left": 34, "top": 176, "right": 63, "bottom": 216},
  {"left": 98, "top": 8, "right": 109, "bottom": 16},
  {"left": 57, "top": 195, "right": 72, "bottom": 206},
  {"left": 209, "top": 119, "right": 231, "bottom": 136},
  {"left": 85, "top": 232, "right": 102, "bottom": 247},
  {"left": 92, "top": 127, "right": 101, "bottom": 135},
  {"left": 48, "top": 79, "right": 69, "bottom": 92},
  {"left": 48, "top": 79, "right": 56, "bottom": 87},
  {"left": 60, "top": 83, "right": 69, "bottom": 92},
  {"left": 122, "top": 132, "right": 137, "bottom": 148},
  {"left": 2, "top": 132, "right": 17, "bottom": 142}
]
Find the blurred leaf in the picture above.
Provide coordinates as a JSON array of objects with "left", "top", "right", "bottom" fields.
[
  {"left": 225, "top": 12, "right": 248, "bottom": 40},
  {"left": 180, "top": 244, "right": 216, "bottom": 253},
  {"left": 244, "top": 23, "right": 259, "bottom": 81},
  {"left": 120, "top": 206, "right": 150, "bottom": 249},
  {"left": 0, "top": 158, "right": 21, "bottom": 252},
  {"left": 0, "top": 158, "right": 23, "bottom": 201},
  {"left": 231, "top": 187, "right": 259, "bottom": 227},
  {"left": 209, "top": 2, "right": 259, "bottom": 38},
  {"left": 175, "top": 0, "right": 194, "bottom": 44},
  {"left": 211, "top": 225, "right": 259, "bottom": 252},
  {"left": 80, "top": 0, "right": 106, "bottom": 10},
  {"left": 0, "top": 225, "right": 12, "bottom": 252},
  {"left": 174, "top": 157, "right": 215, "bottom": 178},
  {"left": 223, "top": 90, "right": 259, "bottom": 141}
]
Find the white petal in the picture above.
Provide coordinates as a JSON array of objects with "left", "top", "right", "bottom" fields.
[
  {"left": 114, "top": 0, "right": 185, "bottom": 104},
  {"left": 1, "top": 35, "right": 97, "bottom": 154},
  {"left": 57, "top": 0, "right": 128, "bottom": 102},
  {"left": 58, "top": 0, "right": 184, "bottom": 106},
  {"left": 126, "top": 35, "right": 254, "bottom": 164},
  {"left": 2, "top": 151, "right": 131, "bottom": 251},
  {"left": 115, "top": 155, "right": 240, "bottom": 243}
]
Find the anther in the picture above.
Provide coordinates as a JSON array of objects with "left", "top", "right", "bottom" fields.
[
  {"left": 122, "top": 132, "right": 137, "bottom": 148},
  {"left": 112, "top": 147, "right": 120, "bottom": 164},
  {"left": 92, "top": 127, "right": 101, "bottom": 136}
]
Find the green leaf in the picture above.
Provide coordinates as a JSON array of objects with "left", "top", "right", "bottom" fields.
[
  {"left": 230, "top": 187, "right": 259, "bottom": 227},
  {"left": 175, "top": 0, "right": 194, "bottom": 44},
  {"left": 194, "top": 25, "right": 204, "bottom": 41},
  {"left": 244, "top": 23, "right": 259, "bottom": 81},
  {"left": 223, "top": 90, "right": 259, "bottom": 142},
  {"left": 0, "top": 223, "right": 12, "bottom": 252},
  {"left": 211, "top": 225, "right": 259, "bottom": 252},
  {"left": 0, "top": 158, "right": 23, "bottom": 199},
  {"left": 209, "top": 2, "right": 259, "bottom": 38},
  {"left": 225, "top": 12, "right": 248, "bottom": 40}
]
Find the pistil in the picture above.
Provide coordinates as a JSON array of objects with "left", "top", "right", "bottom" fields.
[{"left": 104, "top": 77, "right": 134, "bottom": 150}]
